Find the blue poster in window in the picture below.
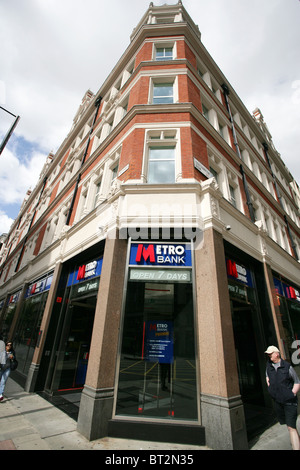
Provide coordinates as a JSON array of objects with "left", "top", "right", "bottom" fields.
[{"left": 144, "top": 320, "right": 173, "bottom": 363}]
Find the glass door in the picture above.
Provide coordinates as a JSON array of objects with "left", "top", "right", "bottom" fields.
[
  {"left": 231, "top": 300, "right": 265, "bottom": 405},
  {"left": 116, "top": 278, "right": 198, "bottom": 421},
  {"left": 139, "top": 283, "right": 174, "bottom": 416},
  {"left": 50, "top": 294, "right": 96, "bottom": 391}
]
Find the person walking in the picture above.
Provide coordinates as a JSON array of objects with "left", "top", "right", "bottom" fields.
[
  {"left": 265, "top": 345, "right": 300, "bottom": 450},
  {"left": 0, "top": 341, "right": 17, "bottom": 402},
  {"left": 0, "top": 333, "right": 5, "bottom": 367}
]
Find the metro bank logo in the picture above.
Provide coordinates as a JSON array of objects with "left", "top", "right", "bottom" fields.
[{"left": 130, "top": 243, "right": 192, "bottom": 267}]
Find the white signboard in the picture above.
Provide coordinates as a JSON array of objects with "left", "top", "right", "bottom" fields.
[
  {"left": 193, "top": 158, "right": 213, "bottom": 179},
  {"left": 129, "top": 268, "right": 191, "bottom": 282}
]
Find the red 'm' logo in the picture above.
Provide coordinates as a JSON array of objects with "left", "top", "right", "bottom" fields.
[
  {"left": 77, "top": 265, "right": 86, "bottom": 280},
  {"left": 136, "top": 244, "right": 155, "bottom": 263},
  {"left": 227, "top": 259, "right": 238, "bottom": 278}
]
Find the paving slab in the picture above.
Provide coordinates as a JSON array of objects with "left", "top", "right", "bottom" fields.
[
  {"left": 0, "top": 439, "right": 17, "bottom": 450},
  {"left": 1, "top": 377, "right": 300, "bottom": 451}
]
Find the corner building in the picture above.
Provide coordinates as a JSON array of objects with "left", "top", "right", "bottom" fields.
[{"left": 0, "top": 2, "right": 300, "bottom": 450}]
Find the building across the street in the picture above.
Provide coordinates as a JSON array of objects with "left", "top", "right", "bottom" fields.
[{"left": 0, "top": 1, "right": 299, "bottom": 450}]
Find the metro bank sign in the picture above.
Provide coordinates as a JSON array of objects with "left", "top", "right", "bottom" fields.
[{"left": 130, "top": 243, "right": 192, "bottom": 267}]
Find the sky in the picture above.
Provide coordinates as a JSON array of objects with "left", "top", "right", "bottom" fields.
[{"left": 0, "top": 0, "right": 299, "bottom": 235}]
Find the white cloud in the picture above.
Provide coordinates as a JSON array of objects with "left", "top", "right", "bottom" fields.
[
  {"left": 0, "top": 211, "right": 14, "bottom": 234},
  {"left": 0, "top": 146, "right": 46, "bottom": 205},
  {"left": 0, "top": 141, "right": 46, "bottom": 233}
]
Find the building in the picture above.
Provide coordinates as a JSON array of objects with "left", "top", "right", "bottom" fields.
[{"left": 0, "top": 1, "right": 299, "bottom": 450}]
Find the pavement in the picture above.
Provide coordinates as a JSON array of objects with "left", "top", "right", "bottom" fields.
[{"left": 0, "top": 377, "right": 299, "bottom": 452}]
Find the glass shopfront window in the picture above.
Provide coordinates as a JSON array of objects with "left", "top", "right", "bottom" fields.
[
  {"left": 226, "top": 258, "right": 265, "bottom": 406},
  {"left": 273, "top": 276, "right": 300, "bottom": 360},
  {"left": 15, "top": 293, "right": 48, "bottom": 375},
  {"left": 49, "top": 282, "right": 98, "bottom": 391},
  {"left": 45, "top": 257, "right": 102, "bottom": 393},
  {"left": 0, "top": 291, "right": 21, "bottom": 339},
  {"left": 289, "top": 301, "right": 300, "bottom": 341},
  {"left": 115, "top": 242, "right": 198, "bottom": 422},
  {"left": 0, "top": 299, "right": 4, "bottom": 334},
  {"left": 14, "top": 275, "right": 53, "bottom": 376}
]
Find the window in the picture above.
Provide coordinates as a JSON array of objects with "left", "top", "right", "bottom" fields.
[
  {"left": 148, "top": 146, "right": 175, "bottom": 184},
  {"left": 208, "top": 153, "right": 224, "bottom": 193},
  {"left": 143, "top": 130, "right": 178, "bottom": 184},
  {"left": 113, "top": 96, "right": 129, "bottom": 128},
  {"left": 153, "top": 83, "right": 174, "bottom": 104},
  {"left": 122, "top": 99, "right": 128, "bottom": 115},
  {"left": 148, "top": 130, "right": 176, "bottom": 140},
  {"left": 111, "top": 163, "right": 119, "bottom": 183},
  {"left": 156, "top": 14, "right": 176, "bottom": 24},
  {"left": 202, "top": 104, "right": 209, "bottom": 120},
  {"left": 209, "top": 166, "right": 219, "bottom": 183},
  {"left": 116, "top": 274, "right": 198, "bottom": 421},
  {"left": 229, "top": 185, "right": 237, "bottom": 208},
  {"left": 121, "top": 59, "right": 135, "bottom": 87},
  {"left": 155, "top": 46, "right": 173, "bottom": 61},
  {"left": 197, "top": 66, "right": 204, "bottom": 78},
  {"left": 93, "top": 179, "right": 102, "bottom": 208},
  {"left": 111, "top": 77, "right": 122, "bottom": 97},
  {"left": 14, "top": 290, "right": 49, "bottom": 375},
  {"left": 219, "top": 124, "right": 225, "bottom": 139},
  {"left": 79, "top": 190, "right": 88, "bottom": 219}
]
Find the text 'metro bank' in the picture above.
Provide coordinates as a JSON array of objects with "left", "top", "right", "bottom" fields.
[{"left": 129, "top": 242, "right": 192, "bottom": 267}]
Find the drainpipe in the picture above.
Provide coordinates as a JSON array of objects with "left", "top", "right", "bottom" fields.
[
  {"left": 263, "top": 143, "right": 299, "bottom": 260},
  {"left": 15, "top": 176, "right": 48, "bottom": 272},
  {"left": 221, "top": 84, "right": 256, "bottom": 223},
  {"left": 65, "top": 96, "right": 102, "bottom": 226}
]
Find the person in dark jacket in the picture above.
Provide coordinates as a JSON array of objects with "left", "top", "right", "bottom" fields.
[
  {"left": 0, "top": 333, "right": 5, "bottom": 367},
  {"left": 0, "top": 341, "right": 16, "bottom": 402},
  {"left": 265, "top": 345, "right": 300, "bottom": 450}
]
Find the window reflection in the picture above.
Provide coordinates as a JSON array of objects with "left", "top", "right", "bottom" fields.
[
  {"left": 148, "top": 147, "right": 175, "bottom": 184},
  {"left": 14, "top": 293, "right": 48, "bottom": 375}
]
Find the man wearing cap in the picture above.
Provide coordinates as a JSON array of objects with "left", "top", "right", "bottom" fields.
[{"left": 265, "top": 345, "right": 300, "bottom": 450}]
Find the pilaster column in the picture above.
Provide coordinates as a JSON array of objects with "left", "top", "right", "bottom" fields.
[{"left": 195, "top": 227, "right": 248, "bottom": 449}]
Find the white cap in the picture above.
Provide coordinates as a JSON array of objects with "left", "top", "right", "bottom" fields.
[{"left": 264, "top": 346, "right": 280, "bottom": 354}]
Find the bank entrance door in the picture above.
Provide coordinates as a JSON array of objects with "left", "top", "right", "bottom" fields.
[
  {"left": 116, "top": 278, "right": 198, "bottom": 421},
  {"left": 49, "top": 294, "right": 96, "bottom": 392},
  {"left": 231, "top": 299, "right": 265, "bottom": 406}
]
